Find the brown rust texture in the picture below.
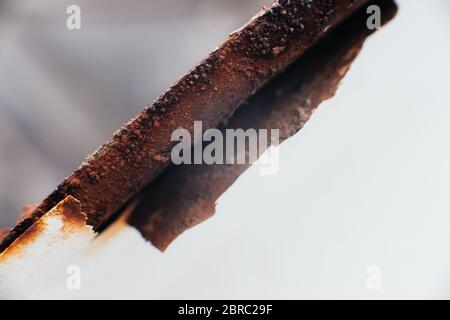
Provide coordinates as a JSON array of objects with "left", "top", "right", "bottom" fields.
[
  {"left": 128, "top": 0, "right": 398, "bottom": 251},
  {"left": 0, "top": 0, "right": 369, "bottom": 253}
]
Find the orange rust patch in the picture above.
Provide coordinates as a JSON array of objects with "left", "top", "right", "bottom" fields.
[
  {"left": 0, "top": 229, "right": 9, "bottom": 241},
  {"left": 0, "top": 196, "right": 89, "bottom": 260},
  {"left": 18, "top": 204, "right": 38, "bottom": 222}
]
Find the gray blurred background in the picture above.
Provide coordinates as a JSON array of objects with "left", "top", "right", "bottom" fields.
[{"left": 0, "top": 0, "right": 267, "bottom": 227}]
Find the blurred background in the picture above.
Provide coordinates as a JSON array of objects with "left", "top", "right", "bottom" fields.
[{"left": 1, "top": 0, "right": 450, "bottom": 299}]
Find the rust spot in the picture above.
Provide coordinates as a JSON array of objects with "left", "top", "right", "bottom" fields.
[
  {"left": 0, "top": 229, "right": 9, "bottom": 241},
  {"left": 18, "top": 204, "right": 38, "bottom": 222}
]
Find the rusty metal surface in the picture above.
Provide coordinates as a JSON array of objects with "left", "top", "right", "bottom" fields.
[{"left": 0, "top": 0, "right": 267, "bottom": 227}]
